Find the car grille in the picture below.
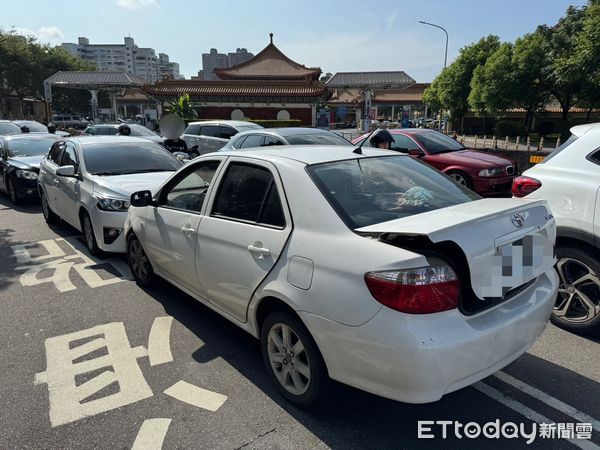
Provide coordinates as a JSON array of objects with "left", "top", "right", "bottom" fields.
[{"left": 506, "top": 165, "right": 515, "bottom": 175}]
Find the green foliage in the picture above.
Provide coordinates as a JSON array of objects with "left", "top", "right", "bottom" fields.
[
  {"left": 166, "top": 93, "right": 198, "bottom": 120},
  {"left": 245, "top": 119, "right": 302, "bottom": 128},
  {"left": 0, "top": 28, "right": 94, "bottom": 117},
  {"left": 494, "top": 120, "right": 522, "bottom": 137}
]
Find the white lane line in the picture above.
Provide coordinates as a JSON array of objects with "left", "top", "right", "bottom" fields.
[
  {"left": 132, "top": 418, "right": 172, "bottom": 450},
  {"left": 494, "top": 371, "right": 600, "bottom": 431},
  {"left": 164, "top": 380, "right": 227, "bottom": 412},
  {"left": 147, "top": 317, "right": 174, "bottom": 366},
  {"left": 474, "top": 382, "right": 599, "bottom": 450}
]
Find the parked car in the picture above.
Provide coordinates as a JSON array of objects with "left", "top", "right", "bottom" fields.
[
  {"left": 51, "top": 115, "right": 90, "bottom": 129},
  {"left": 12, "top": 120, "right": 70, "bottom": 137},
  {"left": 84, "top": 124, "right": 165, "bottom": 146},
  {"left": 513, "top": 123, "right": 600, "bottom": 334},
  {"left": 124, "top": 146, "right": 558, "bottom": 407},
  {"left": 353, "top": 129, "right": 516, "bottom": 196},
  {"left": 219, "top": 127, "right": 352, "bottom": 150},
  {"left": 0, "top": 134, "right": 62, "bottom": 204},
  {"left": 181, "top": 120, "right": 263, "bottom": 155},
  {"left": 0, "top": 120, "right": 21, "bottom": 136},
  {"left": 38, "top": 136, "right": 182, "bottom": 254}
]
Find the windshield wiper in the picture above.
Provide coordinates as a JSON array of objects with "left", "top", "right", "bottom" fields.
[{"left": 92, "top": 171, "right": 122, "bottom": 176}]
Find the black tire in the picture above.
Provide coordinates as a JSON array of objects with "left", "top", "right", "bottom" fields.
[
  {"left": 261, "top": 311, "right": 328, "bottom": 408},
  {"left": 7, "top": 179, "right": 20, "bottom": 205},
  {"left": 551, "top": 245, "right": 600, "bottom": 335},
  {"left": 80, "top": 211, "right": 101, "bottom": 256},
  {"left": 126, "top": 234, "right": 155, "bottom": 286},
  {"left": 447, "top": 170, "right": 473, "bottom": 190},
  {"left": 40, "top": 189, "right": 58, "bottom": 224}
]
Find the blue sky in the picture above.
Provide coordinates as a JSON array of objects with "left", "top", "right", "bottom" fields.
[{"left": 1, "top": 0, "right": 586, "bottom": 81}]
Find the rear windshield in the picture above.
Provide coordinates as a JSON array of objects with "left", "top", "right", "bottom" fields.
[
  {"left": 308, "top": 155, "right": 480, "bottom": 229},
  {"left": 412, "top": 131, "right": 465, "bottom": 154},
  {"left": 0, "top": 122, "right": 21, "bottom": 135},
  {"left": 15, "top": 121, "right": 47, "bottom": 132},
  {"left": 286, "top": 133, "right": 351, "bottom": 146},
  {"left": 82, "top": 142, "right": 181, "bottom": 175},
  {"left": 540, "top": 134, "right": 578, "bottom": 163},
  {"left": 236, "top": 124, "right": 263, "bottom": 131},
  {"left": 8, "top": 138, "right": 58, "bottom": 156},
  {"left": 130, "top": 125, "right": 158, "bottom": 137}
]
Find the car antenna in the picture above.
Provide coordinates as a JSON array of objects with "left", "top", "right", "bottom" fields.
[{"left": 353, "top": 127, "right": 378, "bottom": 154}]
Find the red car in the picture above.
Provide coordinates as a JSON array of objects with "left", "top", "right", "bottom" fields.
[{"left": 353, "top": 129, "right": 516, "bottom": 196}]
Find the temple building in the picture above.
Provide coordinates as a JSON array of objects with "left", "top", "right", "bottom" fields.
[{"left": 144, "top": 34, "right": 329, "bottom": 126}]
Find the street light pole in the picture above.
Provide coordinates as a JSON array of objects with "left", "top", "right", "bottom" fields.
[{"left": 419, "top": 20, "right": 448, "bottom": 132}]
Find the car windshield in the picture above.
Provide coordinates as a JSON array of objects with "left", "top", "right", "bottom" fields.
[
  {"left": 0, "top": 122, "right": 21, "bottom": 135},
  {"left": 82, "top": 142, "right": 181, "bottom": 175},
  {"left": 412, "top": 131, "right": 465, "bottom": 154},
  {"left": 130, "top": 125, "right": 158, "bottom": 137},
  {"left": 8, "top": 138, "right": 58, "bottom": 157},
  {"left": 286, "top": 133, "right": 351, "bottom": 146},
  {"left": 15, "top": 121, "right": 47, "bottom": 132},
  {"left": 308, "top": 155, "right": 480, "bottom": 229}
]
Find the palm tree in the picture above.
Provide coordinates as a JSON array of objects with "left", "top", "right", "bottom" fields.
[{"left": 166, "top": 93, "right": 198, "bottom": 121}]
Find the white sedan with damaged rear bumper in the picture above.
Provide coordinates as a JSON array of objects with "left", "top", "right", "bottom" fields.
[{"left": 124, "top": 146, "right": 559, "bottom": 407}]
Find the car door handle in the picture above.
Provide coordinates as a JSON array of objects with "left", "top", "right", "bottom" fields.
[
  {"left": 247, "top": 243, "right": 271, "bottom": 259},
  {"left": 181, "top": 225, "right": 196, "bottom": 237}
]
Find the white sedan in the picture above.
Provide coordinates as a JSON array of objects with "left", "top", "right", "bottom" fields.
[
  {"left": 38, "top": 136, "right": 182, "bottom": 254},
  {"left": 124, "top": 146, "right": 558, "bottom": 407}
]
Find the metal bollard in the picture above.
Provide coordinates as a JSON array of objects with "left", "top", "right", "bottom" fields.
[
  {"left": 527, "top": 136, "right": 531, "bottom": 151},
  {"left": 474, "top": 135, "right": 478, "bottom": 148},
  {"left": 556, "top": 136, "right": 561, "bottom": 148},
  {"left": 493, "top": 135, "right": 497, "bottom": 148},
  {"left": 539, "top": 137, "right": 544, "bottom": 151},
  {"left": 515, "top": 136, "right": 520, "bottom": 150},
  {"left": 483, "top": 135, "right": 487, "bottom": 148},
  {"left": 504, "top": 136, "right": 509, "bottom": 149}
]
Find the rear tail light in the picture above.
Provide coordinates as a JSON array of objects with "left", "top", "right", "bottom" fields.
[
  {"left": 512, "top": 176, "right": 542, "bottom": 197},
  {"left": 364, "top": 265, "right": 459, "bottom": 314}
]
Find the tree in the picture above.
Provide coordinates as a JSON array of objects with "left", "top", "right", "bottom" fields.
[
  {"left": 423, "top": 35, "right": 500, "bottom": 133},
  {"left": 166, "top": 93, "right": 198, "bottom": 121},
  {"left": 469, "top": 33, "right": 552, "bottom": 134},
  {"left": 0, "top": 28, "right": 93, "bottom": 117},
  {"left": 537, "top": 5, "right": 587, "bottom": 123}
]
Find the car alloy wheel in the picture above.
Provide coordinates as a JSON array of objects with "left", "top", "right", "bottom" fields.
[
  {"left": 41, "top": 191, "right": 56, "bottom": 223},
  {"left": 261, "top": 311, "right": 327, "bottom": 407},
  {"left": 449, "top": 173, "right": 467, "bottom": 186},
  {"left": 554, "top": 257, "right": 600, "bottom": 324},
  {"left": 267, "top": 323, "right": 311, "bottom": 396},
  {"left": 8, "top": 180, "right": 19, "bottom": 204},
  {"left": 81, "top": 213, "right": 100, "bottom": 256},
  {"left": 127, "top": 236, "right": 154, "bottom": 285}
]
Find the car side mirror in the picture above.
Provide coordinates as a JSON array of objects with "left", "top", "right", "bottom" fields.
[
  {"left": 408, "top": 148, "right": 425, "bottom": 157},
  {"left": 130, "top": 190, "right": 155, "bottom": 207},
  {"left": 56, "top": 165, "right": 76, "bottom": 177}
]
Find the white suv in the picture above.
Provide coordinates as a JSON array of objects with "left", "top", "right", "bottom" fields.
[{"left": 513, "top": 123, "right": 600, "bottom": 333}]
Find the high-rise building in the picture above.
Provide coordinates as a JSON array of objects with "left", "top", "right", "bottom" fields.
[
  {"left": 158, "top": 53, "right": 183, "bottom": 80},
  {"left": 200, "top": 48, "right": 254, "bottom": 80},
  {"left": 61, "top": 36, "right": 181, "bottom": 83}
]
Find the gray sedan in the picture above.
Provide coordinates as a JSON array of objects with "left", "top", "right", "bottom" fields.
[{"left": 219, "top": 127, "right": 352, "bottom": 151}]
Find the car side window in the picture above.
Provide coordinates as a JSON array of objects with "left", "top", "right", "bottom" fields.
[
  {"left": 48, "top": 142, "right": 64, "bottom": 165},
  {"left": 588, "top": 149, "right": 600, "bottom": 166},
  {"left": 200, "top": 126, "right": 220, "bottom": 138},
  {"left": 184, "top": 124, "right": 200, "bottom": 135},
  {"left": 212, "top": 163, "right": 285, "bottom": 227},
  {"left": 220, "top": 126, "right": 237, "bottom": 140},
  {"left": 85, "top": 127, "right": 96, "bottom": 135},
  {"left": 161, "top": 160, "right": 221, "bottom": 213},
  {"left": 391, "top": 134, "right": 419, "bottom": 152},
  {"left": 263, "top": 136, "right": 284, "bottom": 146},
  {"left": 239, "top": 134, "right": 264, "bottom": 149},
  {"left": 60, "top": 144, "right": 78, "bottom": 167}
]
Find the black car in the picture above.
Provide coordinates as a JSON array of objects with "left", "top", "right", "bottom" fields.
[{"left": 0, "top": 134, "right": 62, "bottom": 204}]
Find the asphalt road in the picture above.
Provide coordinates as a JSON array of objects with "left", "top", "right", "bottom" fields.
[{"left": 0, "top": 195, "right": 599, "bottom": 450}]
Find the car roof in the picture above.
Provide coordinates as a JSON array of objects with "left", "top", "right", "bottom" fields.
[
  {"left": 233, "top": 127, "right": 337, "bottom": 138},
  {"left": 90, "top": 123, "right": 144, "bottom": 127},
  {"left": 217, "top": 145, "right": 403, "bottom": 165},
  {"left": 65, "top": 136, "right": 153, "bottom": 145},
  {"left": 187, "top": 120, "right": 260, "bottom": 128},
  {"left": 2, "top": 133, "right": 60, "bottom": 141}
]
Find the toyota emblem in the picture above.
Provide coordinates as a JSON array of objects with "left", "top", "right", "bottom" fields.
[{"left": 511, "top": 213, "right": 525, "bottom": 228}]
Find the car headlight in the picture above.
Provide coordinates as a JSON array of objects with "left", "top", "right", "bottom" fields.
[
  {"left": 95, "top": 195, "right": 130, "bottom": 211},
  {"left": 478, "top": 167, "right": 504, "bottom": 177},
  {"left": 15, "top": 169, "right": 38, "bottom": 180}
]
